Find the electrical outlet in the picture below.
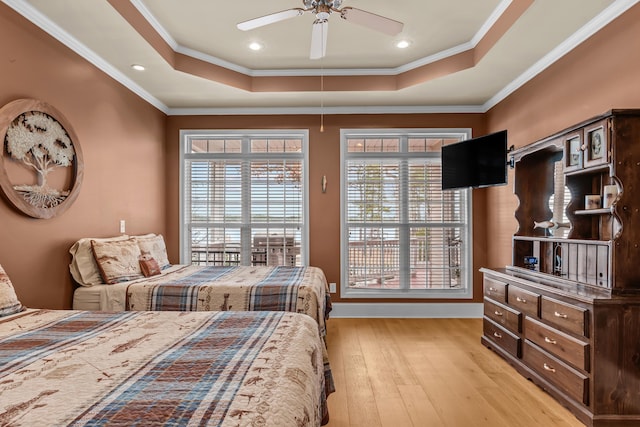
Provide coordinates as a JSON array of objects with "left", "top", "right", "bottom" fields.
[
  {"left": 329, "top": 282, "right": 336, "bottom": 293},
  {"left": 119, "top": 219, "right": 126, "bottom": 234}
]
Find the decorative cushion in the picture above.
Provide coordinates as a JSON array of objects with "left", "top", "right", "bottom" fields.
[
  {"left": 91, "top": 239, "right": 144, "bottom": 284},
  {"left": 139, "top": 256, "right": 161, "bottom": 277},
  {"left": 69, "top": 235, "right": 131, "bottom": 286},
  {"left": 0, "top": 264, "right": 24, "bottom": 317},
  {"left": 134, "top": 234, "right": 170, "bottom": 270}
]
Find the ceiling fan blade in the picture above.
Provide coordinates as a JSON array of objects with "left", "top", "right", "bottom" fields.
[
  {"left": 310, "top": 20, "right": 328, "bottom": 60},
  {"left": 237, "top": 8, "right": 305, "bottom": 31},
  {"left": 339, "top": 7, "right": 403, "bottom": 36}
]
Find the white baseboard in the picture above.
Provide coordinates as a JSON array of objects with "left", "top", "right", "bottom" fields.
[{"left": 329, "top": 302, "right": 483, "bottom": 318}]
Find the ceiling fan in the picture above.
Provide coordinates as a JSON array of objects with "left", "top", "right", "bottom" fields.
[{"left": 237, "top": 0, "right": 404, "bottom": 60}]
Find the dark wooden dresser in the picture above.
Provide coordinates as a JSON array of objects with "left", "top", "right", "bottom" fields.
[{"left": 482, "top": 110, "right": 640, "bottom": 427}]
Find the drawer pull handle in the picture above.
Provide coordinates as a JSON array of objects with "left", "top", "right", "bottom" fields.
[
  {"left": 554, "top": 311, "right": 568, "bottom": 319},
  {"left": 493, "top": 332, "right": 503, "bottom": 339},
  {"left": 516, "top": 296, "right": 527, "bottom": 303},
  {"left": 543, "top": 363, "right": 556, "bottom": 373},
  {"left": 488, "top": 287, "right": 497, "bottom": 292},
  {"left": 494, "top": 310, "right": 503, "bottom": 317},
  {"left": 544, "top": 336, "right": 557, "bottom": 345}
]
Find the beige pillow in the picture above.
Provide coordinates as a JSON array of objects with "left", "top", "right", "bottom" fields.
[
  {"left": 134, "top": 234, "right": 170, "bottom": 270},
  {"left": 91, "top": 239, "right": 144, "bottom": 284},
  {"left": 131, "top": 233, "right": 156, "bottom": 240},
  {"left": 0, "top": 264, "right": 24, "bottom": 317},
  {"left": 69, "top": 235, "right": 131, "bottom": 286}
]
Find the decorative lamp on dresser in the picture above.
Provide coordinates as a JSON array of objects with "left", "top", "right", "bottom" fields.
[{"left": 481, "top": 110, "right": 640, "bottom": 427}]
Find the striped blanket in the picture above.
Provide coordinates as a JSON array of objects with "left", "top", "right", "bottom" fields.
[
  {"left": 87, "top": 265, "right": 335, "bottom": 398},
  {"left": 98, "top": 265, "right": 331, "bottom": 338},
  {"left": 0, "top": 309, "right": 328, "bottom": 426}
]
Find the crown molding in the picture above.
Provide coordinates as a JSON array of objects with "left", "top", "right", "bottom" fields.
[
  {"left": 2, "top": 0, "right": 169, "bottom": 114},
  {"left": 484, "top": 0, "right": 640, "bottom": 112},
  {"left": 130, "top": 0, "right": 512, "bottom": 78},
  {"left": 167, "top": 104, "right": 486, "bottom": 116}
]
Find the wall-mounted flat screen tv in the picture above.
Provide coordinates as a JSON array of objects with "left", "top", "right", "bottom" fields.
[{"left": 441, "top": 130, "right": 508, "bottom": 190}]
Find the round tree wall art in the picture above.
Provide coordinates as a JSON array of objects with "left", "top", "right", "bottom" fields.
[{"left": 0, "top": 99, "right": 83, "bottom": 219}]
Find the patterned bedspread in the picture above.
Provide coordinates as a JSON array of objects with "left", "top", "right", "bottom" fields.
[
  {"left": 88, "top": 265, "right": 335, "bottom": 398},
  {"left": 99, "top": 265, "right": 331, "bottom": 338},
  {"left": 0, "top": 309, "right": 328, "bottom": 426}
]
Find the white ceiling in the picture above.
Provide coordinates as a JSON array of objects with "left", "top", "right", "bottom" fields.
[{"left": 4, "top": 0, "right": 635, "bottom": 115}]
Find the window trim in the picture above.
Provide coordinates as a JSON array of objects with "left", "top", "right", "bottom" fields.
[
  {"left": 340, "top": 128, "right": 473, "bottom": 299},
  {"left": 179, "top": 129, "right": 310, "bottom": 265}
]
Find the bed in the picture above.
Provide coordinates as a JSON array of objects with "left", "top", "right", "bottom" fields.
[
  {"left": 0, "top": 308, "right": 328, "bottom": 426},
  {"left": 2, "top": 262, "right": 329, "bottom": 425},
  {"left": 72, "top": 264, "right": 331, "bottom": 341},
  {"left": 70, "top": 234, "right": 330, "bottom": 322}
]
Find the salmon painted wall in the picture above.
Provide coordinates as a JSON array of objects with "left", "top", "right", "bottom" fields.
[
  {"left": 9, "top": 1, "right": 637, "bottom": 310},
  {"left": 0, "top": 5, "right": 166, "bottom": 309},
  {"left": 484, "top": 3, "right": 640, "bottom": 270},
  {"left": 165, "top": 114, "right": 489, "bottom": 303}
]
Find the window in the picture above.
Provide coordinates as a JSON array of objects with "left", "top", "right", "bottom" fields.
[
  {"left": 181, "top": 130, "right": 308, "bottom": 266},
  {"left": 341, "top": 129, "right": 472, "bottom": 298}
]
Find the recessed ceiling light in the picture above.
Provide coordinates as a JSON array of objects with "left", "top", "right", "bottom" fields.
[
  {"left": 131, "top": 64, "right": 145, "bottom": 71},
  {"left": 249, "top": 42, "right": 263, "bottom": 51},
  {"left": 396, "top": 40, "right": 410, "bottom": 49}
]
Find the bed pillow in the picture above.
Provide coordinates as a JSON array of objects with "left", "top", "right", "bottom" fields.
[
  {"left": 134, "top": 234, "right": 171, "bottom": 270},
  {"left": 0, "top": 264, "right": 24, "bottom": 317},
  {"left": 131, "top": 233, "right": 156, "bottom": 240},
  {"left": 91, "top": 239, "right": 144, "bottom": 284},
  {"left": 69, "top": 235, "right": 131, "bottom": 286},
  {"left": 139, "top": 256, "right": 161, "bottom": 277}
]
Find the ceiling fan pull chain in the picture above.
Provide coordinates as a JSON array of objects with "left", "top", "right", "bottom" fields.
[{"left": 320, "top": 49, "right": 325, "bottom": 132}]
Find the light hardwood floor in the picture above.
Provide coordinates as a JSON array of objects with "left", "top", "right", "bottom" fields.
[{"left": 325, "top": 318, "right": 585, "bottom": 427}]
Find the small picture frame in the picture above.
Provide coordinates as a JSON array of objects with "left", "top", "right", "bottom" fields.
[
  {"left": 564, "top": 133, "right": 582, "bottom": 172},
  {"left": 603, "top": 184, "right": 618, "bottom": 208},
  {"left": 585, "top": 195, "right": 601, "bottom": 210},
  {"left": 589, "top": 128, "right": 605, "bottom": 159},
  {"left": 584, "top": 119, "right": 609, "bottom": 168}
]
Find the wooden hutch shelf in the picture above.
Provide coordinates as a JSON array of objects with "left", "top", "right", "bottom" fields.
[{"left": 481, "top": 110, "right": 640, "bottom": 427}]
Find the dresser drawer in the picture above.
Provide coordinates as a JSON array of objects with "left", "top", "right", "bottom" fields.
[
  {"left": 484, "top": 298, "right": 522, "bottom": 333},
  {"left": 483, "top": 318, "right": 521, "bottom": 358},
  {"left": 523, "top": 341, "right": 589, "bottom": 405},
  {"left": 508, "top": 285, "right": 540, "bottom": 318},
  {"left": 484, "top": 276, "right": 507, "bottom": 303},
  {"left": 541, "top": 297, "right": 588, "bottom": 337},
  {"left": 524, "top": 317, "right": 589, "bottom": 371}
]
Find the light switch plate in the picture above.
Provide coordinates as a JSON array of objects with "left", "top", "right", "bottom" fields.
[{"left": 329, "top": 282, "right": 336, "bottom": 293}]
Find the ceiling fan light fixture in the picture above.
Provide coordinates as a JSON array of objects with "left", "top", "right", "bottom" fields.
[
  {"left": 237, "top": 0, "right": 405, "bottom": 59},
  {"left": 315, "top": 2, "right": 331, "bottom": 20}
]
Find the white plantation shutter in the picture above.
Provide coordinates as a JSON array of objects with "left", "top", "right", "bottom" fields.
[
  {"left": 182, "top": 131, "right": 308, "bottom": 266},
  {"left": 341, "top": 129, "right": 472, "bottom": 298},
  {"left": 185, "top": 159, "right": 244, "bottom": 264}
]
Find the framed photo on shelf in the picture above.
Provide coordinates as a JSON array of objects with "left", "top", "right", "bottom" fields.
[
  {"left": 584, "top": 119, "right": 609, "bottom": 168},
  {"left": 564, "top": 132, "right": 582, "bottom": 172}
]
